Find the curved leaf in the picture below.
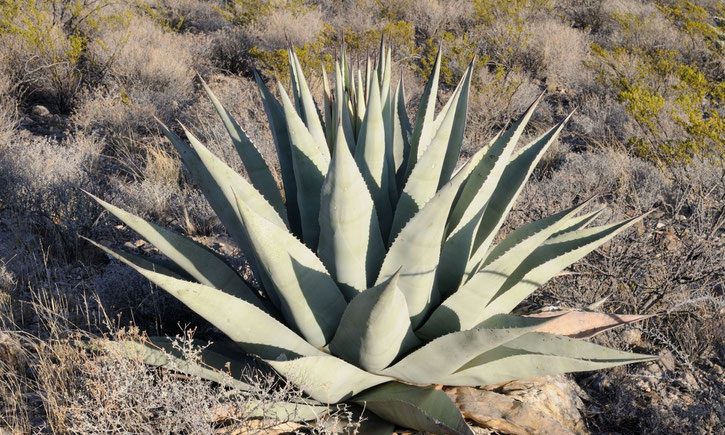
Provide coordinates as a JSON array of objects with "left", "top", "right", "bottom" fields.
[
  {"left": 278, "top": 83, "right": 330, "bottom": 249},
  {"left": 86, "top": 193, "right": 265, "bottom": 310},
  {"left": 480, "top": 214, "right": 648, "bottom": 320},
  {"left": 390, "top": 62, "right": 472, "bottom": 240},
  {"left": 158, "top": 121, "right": 271, "bottom": 294},
  {"left": 376, "top": 159, "right": 477, "bottom": 328},
  {"left": 234, "top": 199, "right": 346, "bottom": 347},
  {"left": 183, "top": 125, "right": 288, "bottom": 229},
  {"left": 441, "top": 332, "right": 656, "bottom": 386},
  {"left": 420, "top": 199, "right": 596, "bottom": 338},
  {"left": 289, "top": 49, "right": 328, "bottom": 153},
  {"left": 352, "top": 382, "right": 473, "bottom": 435},
  {"left": 266, "top": 355, "right": 391, "bottom": 404},
  {"left": 435, "top": 134, "right": 502, "bottom": 297},
  {"left": 199, "top": 77, "right": 285, "bottom": 218},
  {"left": 439, "top": 59, "right": 475, "bottom": 186},
  {"left": 383, "top": 318, "right": 550, "bottom": 384},
  {"left": 91, "top": 240, "right": 322, "bottom": 360},
  {"left": 318, "top": 126, "right": 386, "bottom": 299},
  {"left": 253, "top": 70, "right": 302, "bottom": 236},
  {"left": 465, "top": 113, "right": 574, "bottom": 280},
  {"left": 446, "top": 93, "right": 544, "bottom": 234},
  {"left": 549, "top": 207, "right": 605, "bottom": 239},
  {"left": 403, "top": 47, "right": 442, "bottom": 181},
  {"left": 329, "top": 271, "right": 419, "bottom": 372}
]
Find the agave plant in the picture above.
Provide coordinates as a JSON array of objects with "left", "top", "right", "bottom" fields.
[{"left": 86, "top": 45, "right": 655, "bottom": 433}]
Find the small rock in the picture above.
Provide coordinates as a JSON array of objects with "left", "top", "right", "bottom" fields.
[
  {"left": 659, "top": 350, "right": 676, "bottom": 372},
  {"left": 682, "top": 371, "right": 699, "bottom": 388},
  {"left": 30, "top": 105, "right": 51, "bottom": 119},
  {"left": 622, "top": 328, "right": 644, "bottom": 346}
]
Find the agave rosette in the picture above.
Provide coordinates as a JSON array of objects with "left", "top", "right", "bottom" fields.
[{"left": 87, "top": 45, "right": 654, "bottom": 433}]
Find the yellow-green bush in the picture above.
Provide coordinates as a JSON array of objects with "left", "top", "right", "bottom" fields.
[
  {"left": 0, "top": 0, "right": 131, "bottom": 110},
  {"left": 589, "top": 1, "right": 725, "bottom": 163}
]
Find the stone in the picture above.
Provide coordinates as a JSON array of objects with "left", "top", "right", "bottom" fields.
[
  {"left": 447, "top": 375, "right": 588, "bottom": 434},
  {"left": 659, "top": 350, "right": 676, "bottom": 372},
  {"left": 30, "top": 105, "right": 51, "bottom": 119}
]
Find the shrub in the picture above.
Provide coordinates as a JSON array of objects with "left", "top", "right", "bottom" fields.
[
  {"left": 526, "top": 17, "right": 591, "bottom": 89},
  {"left": 0, "top": 133, "right": 103, "bottom": 263},
  {"left": 0, "top": 0, "right": 131, "bottom": 112},
  {"left": 0, "top": 294, "right": 356, "bottom": 433},
  {"left": 0, "top": 69, "right": 18, "bottom": 144},
  {"left": 400, "top": 0, "right": 474, "bottom": 38},
  {"left": 136, "top": 0, "right": 228, "bottom": 33},
  {"left": 586, "top": 0, "right": 725, "bottom": 163},
  {"left": 74, "top": 15, "right": 198, "bottom": 155}
]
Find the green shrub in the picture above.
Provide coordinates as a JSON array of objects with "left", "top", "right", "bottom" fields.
[
  {"left": 589, "top": 1, "right": 725, "bottom": 164},
  {"left": 0, "top": 0, "right": 131, "bottom": 111}
]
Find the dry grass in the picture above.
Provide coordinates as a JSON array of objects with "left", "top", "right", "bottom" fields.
[
  {"left": 75, "top": 15, "right": 197, "bottom": 143},
  {"left": 0, "top": 291, "right": 359, "bottom": 434},
  {"left": 526, "top": 17, "right": 591, "bottom": 90},
  {"left": 0, "top": 133, "right": 103, "bottom": 264},
  {"left": 250, "top": 6, "right": 325, "bottom": 50},
  {"left": 0, "top": 69, "right": 18, "bottom": 144}
]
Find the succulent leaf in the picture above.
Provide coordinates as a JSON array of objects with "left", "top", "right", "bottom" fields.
[
  {"left": 266, "top": 355, "right": 391, "bottom": 403},
  {"left": 383, "top": 318, "right": 550, "bottom": 384},
  {"left": 289, "top": 49, "right": 328, "bottom": 152},
  {"left": 377, "top": 160, "right": 477, "bottom": 328},
  {"left": 549, "top": 208, "right": 605, "bottom": 238},
  {"left": 421, "top": 199, "right": 599, "bottom": 338},
  {"left": 465, "top": 112, "right": 574, "bottom": 280},
  {"left": 392, "top": 77, "right": 412, "bottom": 186},
  {"left": 91, "top": 240, "right": 321, "bottom": 359},
  {"left": 439, "top": 59, "right": 475, "bottom": 186},
  {"left": 318, "top": 125, "right": 386, "bottom": 299},
  {"left": 233, "top": 199, "right": 346, "bottom": 347},
  {"left": 441, "top": 332, "right": 656, "bottom": 386},
  {"left": 157, "top": 121, "right": 265, "bottom": 281},
  {"left": 352, "top": 382, "right": 474, "bottom": 435},
  {"left": 447, "top": 93, "right": 544, "bottom": 235},
  {"left": 329, "top": 271, "right": 419, "bottom": 372},
  {"left": 480, "top": 214, "right": 648, "bottom": 320},
  {"left": 278, "top": 83, "right": 329, "bottom": 249},
  {"left": 199, "top": 77, "right": 285, "bottom": 217},
  {"left": 253, "top": 70, "right": 302, "bottom": 235},
  {"left": 435, "top": 133, "right": 502, "bottom": 296},
  {"left": 403, "top": 47, "right": 442, "bottom": 182},
  {"left": 85, "top": 195, "right": 263, "bottom": 309},
  {"left": 390, "top": 64, "right": 469, "bottom": 239},
  {"left": 182, "top": 125, "right": 288, "bottom": 228},
  {"left": 334, "top": 61, "right": 356, "bottom": 151},
  {"left": 355, "top": 70, "right": 394, "bottom": 240}
]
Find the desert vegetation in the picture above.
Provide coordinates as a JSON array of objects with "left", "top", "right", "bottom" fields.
[{"left": 0, "top": 0, "right": 723, "bottom": 433}]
